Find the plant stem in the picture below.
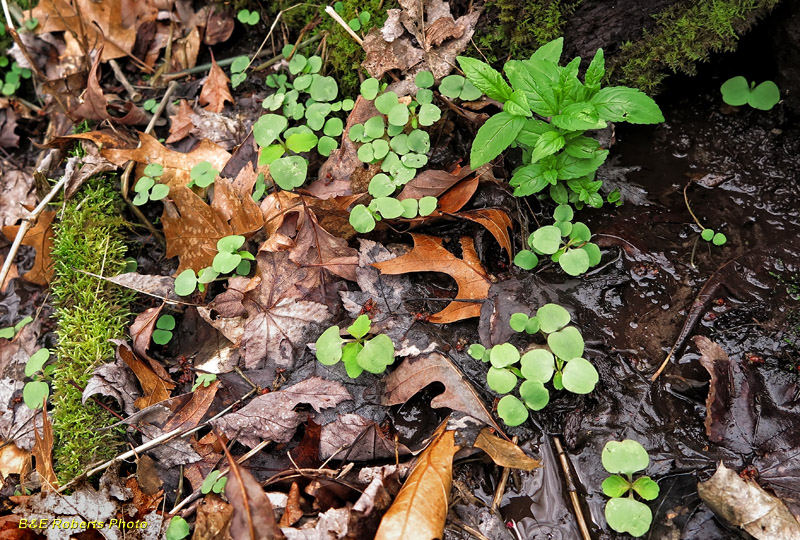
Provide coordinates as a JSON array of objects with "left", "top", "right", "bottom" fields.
[{"left": 683, "top": 180, "right": 705, "bottom": 230}]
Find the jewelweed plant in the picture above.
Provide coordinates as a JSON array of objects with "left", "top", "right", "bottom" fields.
[
  {"left": 721, "top": 76, "right": 780, "bottom": 110},
  {"left": 152, "top": 314, "right": 175, "bottom": 345},
  {"left": 23, "top": 348, "right": 52, "bottom": 409},
  {"left": 0, "top": 315, "right": 32, "bottom": 339},
  {"left": 457, "top": 38, "right": 663, "bottom": 276},
  {"left": 165, "top": 516, "right": 190, "bottom": 540},
  {"left": 1, "top": 59, "right": 32, "bottom": 96},
  {"left": 173, "top": 235, "right": 254, "bottom": 296},
  {"left": 333, "top": 1, "right": 371, "bottom": 33},
  {"left": 133, "top": 163, "right": 168, "bottom": 206},
  {"left": 468, "top": 303, "right": 598, "bottom": 426},
  {"left": 237, "top": 9, "right": 261, "bottom": 26},
  {"left": 201, "top": 469, "right": 228, "bottom": 494},
  {"left": 192, "top": 373, "right": 217, "bottom": 391},
  {"left": 187, "top": 160, "right": 218, "bottom": 188},
  {"left": 602, "top": 439, "right": 660, "bottom": 537},
  {"left": 143, "top": 98, "right": 158, "bottom": 113},
  {"left": 315, "top": 314, "right": 395, "bottom": 378}
]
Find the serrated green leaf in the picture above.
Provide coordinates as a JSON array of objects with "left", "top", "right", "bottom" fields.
[
  {"left": 457, "top": 56, "right": 512, "bottom": 102},
  {"left": 591, "top": 86, "right": 664, "bottom": 124},
  {"left": 470, "top": 112, "right": 526, "bottom": 168}
]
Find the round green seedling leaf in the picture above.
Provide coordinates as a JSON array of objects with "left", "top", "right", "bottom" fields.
[
  {"left": 467, "top": 343, "right": 485, "bottom": 360},
  {"left": 536, "top": 303, "right": 571, "bottom": 333},
  {"left": 350, "top": 204, "right": 376, "bottom": 233},
  {"left": 288, "top": 53, "right": 307, "bottom": 74},
  {"left": 525, "top": 316, "right": 540, "bottom": 334},
  {"left": 415, "top": 71, "right": 434, "bottom": 89},
  {"left": 569, "top": 222, "right": 591, "bottom": 243},
  {"left": 605, "top": 498, "right": 653, "bottom": 538},
  {"left": 150, "top": 184, "right": 169, "bottom": 200},
  {"left": 388, "top": 104, "right": 409, "bottom": 126},
  {"left": 519, "top": 379, "right": 549, "bottom": 410},
  {"left": 236, "top": 259, "right": 251, "bottom": 275},
  {"left": 391, "top": 134, "right": 410, "bottom": 154},
  {"left": 342, "top": 342, "right": 364, "bottom": 378},
  {"left": 323, "top": 117, "right": 344, "bottom": 137},
  {"left": 174, "top": 269, "right": 197, "bottom": 296},
  {"left": 152, "top": 329, "right": 172, "bottom": 345},
  {"left": 306, "top": 56, "right": 323, "bottom": 74},
  {"left": 310, "top": 75, "right": 338, "bottom": 102},
  {"left": 514, "top": 250, "right": 539, "bottom": 270},
  {"left": 259, "top": 144, "right": 285, "bottom": 166},
  {"left": 347, "top": 314, "right": 371, "bottom": 339},
  {"left": 374, "top": 197, "right": 405, "bottom": 219},
  {"left": 317, "top": 136, "right": 338, "bottom": 157},
  {"left": 487, "top": 367, "right": 517, "bottom": 394},
  {"left": 418, "top": 103, "right": 441, "bottom": 126},
  {"left": 341, "top": 99, "right": 355, "bottom": 111},
  {"left": 143, "top": 163, "right": 163, "bottom": 177},
  {"left": 418, "top": 196, "right": 437, "bottom": 216},
  {"left": 497, "top": 395, "right": 528, "bottom": 426},
  {"left": 197, "top": 267, "right": 219, "bottom": 284},
  {"left": 285, "top": 132, "right": 318, "bottom": 153},
  {"left": 25, "top": 348, "right": 50, "bottom": 377},
  {"left": 632, "top": 476, "right": 660, "bottom": 501},
  {"left": 23, "top": 381, "right": 49, "bottom": 409},
  {"left": 212, "top": 251, "right": 242, "bottom": 274},
  {"left": 509, "top": 312, "right": 529, "bottom": 332},
  {"left": 748, "top": 80, "right": 780, "bottom": 110},
  {"left": 293, "top": 74, "right": 312, "bottom": 91},
  {"left": 531, "top": 226, "right": 562, "bottom": 254},
  {"left": 202, "top": 470, "right": 222, "bottom": 494},
  {"left": 712, "top": 232, "right": 727, "bottom": 246},
  {"left": 582, "top": 242, "right": 602, "bottom": 266},
  {"left": 135, "top": 176, "right": 155, "bottom": 193},
  {"left": 701, "top": 228, "right": 714, "bottom": 241},
  {"left": 364, "top": 115, "right": 385, "bottom": 139},
  {"left": 316, "top": 325, "right": 344, "bottom": 365},
  {"left": 374, "top": 92, "right": 399, "bottom": 114},
  {"left": 490, "top": 342, "right": 520, "bottom": 368},
  {"left": 217, "top": 235, "right": 245, "bottom": 253},
  {"left": 602, "top": 474, "right": 631, "bottom": 498},
  {"left": 253, "top": 114, "right": 288, "bottom": 147},
  {"left": 157, "top": 315, "right": 176, "bottom": 330},
  {"left": 262, "top": 93, "right": 284, "bottom": 111},
  {"left": 165, "top": 516, "right": 190, "bottom": 540},
  {"left": 561, "top": 357, "right": 598, "bottom": 394},
  {"left": 602, "top": 439, "right": 650, "bottom": 474},
  {"left": 459, "top": 80, "right": 483, "bottom": 101},
  {"left": 554, "top": 221, "right": 572, "bottom": 236},
  {"left": 401, "top": 153, "right": 428, "bottom": 168},
  {"left": 270, "top": 156, "right": 308, "bottom": 189},
  {"left": 372, "top": 139, "right": 390, "bottom": 160},
  {"left": 720, "top": 76, "right": 750, "bottom": 107},
  {"left": 553, "top": 204, "right": 573, "bottom": 222},
  {"left": 407, "top": 129, "right": 430, "bottom": 153},
  {"left": 520, "top": 349, "right": 554, "bottom": 383},
  {"left": 416, "top": 88, "right": 434, "bottom": 105},
  {"left": 369, "top": 174, "right": 395, "bottom": 198},
  {"left": 400, "top": 198, "right": 418, "bottom": 218},
  {"left": 361, "top": 78, "right": 379, "bottom": 100},
  {"left": 358, "top": 143, "right": 375, "bottom": 163},
  {"left": 559, "top": 248, "right": 591, "bottom": 276},
  {"left": 547, "top": 326, "right": 584, "bottom": 360},
  {"left": 357, "top": 333, "right": 395, "bottom": 373},
  {"left": 439, "top": 75, "right": 464, "bottom": 99},
  {"left": 230, "top": 56, "right": 249, "bottom": 74},
  {"left": 348, "top": 18, "right": 361, "bottom": 31}
]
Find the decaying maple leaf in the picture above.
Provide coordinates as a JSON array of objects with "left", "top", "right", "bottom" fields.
[
  {"left": 373, "top": 234, "right": 490, "bottom": 323},
  {"left": 1, "top": 210, "right": 56, "bottom": 286},
  {"left": 363, "top": 0, "right": 481, "bottom": 79},
  {"left": 166, "top": 99, "right": 196, "bottom": 144},
  {"left": 374, "top": 422, "right": 457, "bottom": 540},
  {"left": 199, "top": 58, "right": 234, "bottom": 113}
]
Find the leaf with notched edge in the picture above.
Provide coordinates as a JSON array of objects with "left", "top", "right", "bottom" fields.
[
  {"left": 200, "top": 58, "right": 234, "bottom": 113},
  {"left": 373, "top": 234, "right": 490, "bottom": 323},
  {"left": 212, "top": 377, "right": 351, "bottom": 448},
  {"left": 166, "top": 99, "right": 196, "bottom": 144},
  {"left": 2, "top": 209, "right": 56, "bottom": 286}
]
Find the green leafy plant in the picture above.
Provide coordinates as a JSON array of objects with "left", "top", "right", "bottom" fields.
[
  {"left": 152, "top": 315, "right": 175, "bottom": 345},
  {"left": 602, "top": 439, "right": 660, "bottom": 537},
  {"left": 468, "top": 303, "right": 598, "bottom": 426},
  {"left": 315, "top": 314, "right": 396, "bottom": 378},
  {"left": 165, "top": 516, "right": 190, "bottom": 540},
  {"left": 0, "top": 315, "right": 33, "bottom": 339},
  {"left": 133, "top": 163, "right": 169, "bottom": 206},
  {"left": 333, "top": 2, "right": 371, "bottom": 32},
  {"left": 187, "top": 161, "right": 218, "bottom": 188},
  {"left": 514, "top": 204, "right": 601, "bottom": 276},
  {"left": 721, "top": 76, "right": 780, "bottom": 110},
  {"left": 173, "top": 235, "right": 254, "bottom": 296},
  {"left": 230, "top": 55, "right": 249, "bottom": 88},
  {"left": 23, "top": 348, "right": 52, "bottom": 409},
  {"left": 192, "top": 373, "right": 217, "bottom": 391},
  {"left": 1, "top": 60, "right": 32, "bottom": 96},
  {"left": 143, "top": 99, "right": 158, "bottom": 113},
  {"left": 201, "top": 469, "right": 228, "bottom": 494},
  {"left": 24, "top": 17, "right": 39, "bottom": 31},
  {"left": 684, "top": 184, "right": 727, "bottom": 267},
  {"left": 237, "top": 9, "right": 261, "bottom": 26}
]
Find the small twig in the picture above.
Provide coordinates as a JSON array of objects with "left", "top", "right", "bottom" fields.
[
  {"left": 252, "top": 35, "right": 323, "bottom": 72},
  {"left": 324, "top": 6, "right": 363, "bottom": 46},
  {"left": 2, "top": 0, "right": 15, "bottom": 39},
  {"left": 108, "top": 59, "right": 142, "bottom": 102},
  {"left": 553, "top": 436, "right": 591, "bottom": 540},
  {"left": 491, "top": 435, "right": 516, "bottom": 511},
  {"left": 244, "top": 10, "right": 283, "bottom": 73},
  {"left": 683, "top": 179, "right": 704, "bottom": 230}
]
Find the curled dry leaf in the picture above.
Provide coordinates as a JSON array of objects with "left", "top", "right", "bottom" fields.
[
  {"left": 374, "top": 424, "right": 457, "bottom": 540},
  {"left": 319, "top": 413, "right": 411, "bottom": 461},
  {"left": 166, "top": 99, "right": 196, "bottom": 144},
  {"left": 70, "top": 49, "right": 147, "bottom": 125},
  {"left": 82, "top": 357, "right": 141, "bottom": 415},
  {"left": 373, "top": 234, "right": 490, "bottom": 323},
  {"left": 194, "top": 493, "right": 234, "bottom": 540},
  {"left": 200, "top": 58, "right": 234, "bottom": 113},
  {"left": 31, "top": 405, "right": 58, "bottom": 490},
  {"left": 457, "top": 208, "right": 513, "bottom": 258},
  {"left": 473, "top": 427, "right": 540, "bottom": 471},
  {"left": 129, "top": 306, "right": 163, "bottom": 360},
  {"left": 1, "top": 209, "right": 56, "bottom": 286},
  {"left": 115, "top": 341, "right": 175, "bottom": 410},
  {"left": 396, "top": 166, "right": 474, "bottom": 201}
]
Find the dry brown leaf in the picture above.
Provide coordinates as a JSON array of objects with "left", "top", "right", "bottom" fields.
[
  {"left": 103, "top": 132, "right": 231, "bottom": 189},
  {"left": 204, "top": 8, "right": 235, "bottom": 45},
  {"left": 223, "top": 439, "right": 281, "bottom": 540},
  {"left": 31, "top": 406, "right": 58, "bottom": 490},
  {"left": 0, "top": 167, "right": 36, "bottom": 228},
  {"left": 396, "top": 167, "right": 473, "bottom": 201},
  {"left": 172, "top": 26, "right": 202, "bottom": 71},
  {"left": 71, "top": 51, "right": 109, "bottom": 122},
  {"left": 0, "top": 443, "right": 29, "bottom": 479},
  {"left": 1, "top": 210, "right": 56, "bottom": 286},
  {"left": 373, "top": 234, "right": 490, "bottom": 323},
  {"left": 374, "top": 424, "right": 457, "bottom": 540},
  {"left": 381, "top": 352, "right": 501, "bottom": 431},
  {"left": 161, "top": 179, "right": 262, "bottom": 274},
  {"left": 473, "top": 427, "right": 540, "bottom": 471},
  {"left": 116, "top": 342, "right": 175, "bottom": 409},
  {"left": 279, "top": 482, "right": 304, "bottom": 528},
  {"left": 436, "top": 175, "right": 479, "bottom": 214},
  {"left": 194, "top": 493, "right": 233, "bottom": 540},
  {"left": 166, "top": 99, "right": 196, "bottom": 144},
  {"left": 0, "top": 261, "right": 18, "bottom": 292},
  {"left": 0, "top": 108, "right": 19, "bottom": 148},
  {"left": 457, "top": 209, "right": 513, "bottom": 258},
  {"left": 129, "top": 306, "right": 163, "bottom": 360},
  {"left": 200, "top": 58, "right": 234, "bottom": 113},
  {"left": 163, "top": 380, "right": 220, "bottom": 432}
]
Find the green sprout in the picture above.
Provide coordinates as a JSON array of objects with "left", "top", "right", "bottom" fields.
[
  {"left": 192, "top": 373, "right": 217, "bottom": 391},
  {"left": 2, "top": 61, "right": 32, "bottom": 96},
  {"left": 132, "top": 163, "right": 168, "bottom": 206},
  {"left": 143, "top": 99, "right": 158, "bottom": 113},
  {"left": 173, "top": 235, "right": 253, "bottom": 296},
  {"left": 152, "top": 315, "right": 175, "bottom": 345},
  {"left": 230, "top": 56, "right": 249, "bottom": 88},
  {"left": 23, "top": 348, "right": 52, "bottom": 409},
  {"left": 236, "top": 9, "right": 260, "bottom": 26},
  {"left": 165, "top": 516, "right": 190, "bottom": 540},
  {"left": 0, "top": 315, "right": 33, "bottom": 340},
  {"left": 721, "top": 76, "right": 780, "bottom": 111},
  {"left": 188, "top": 161, "right": 218, "bottom": 188},
  {"left": 201, "top": 470, "right": 228, "bottom": 494},
  {"left": 315, "top": 314, "right": 395, "bottom": 378},
  {"left": 601, "top": 440, "right": 660, "bottom": 537},
  {"left": 684, "top": 183, "right": 727, "bottom": 266},
  {"left": 469, "top": 303, "right": 598, "bottom": 426}
]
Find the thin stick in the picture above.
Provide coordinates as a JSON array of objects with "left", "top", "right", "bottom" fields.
[
  {"left": 109, "top": 59, "right": 142, "bottom": 102},
  {"left": 553, "top": 436, "right": 591, "bottom": 540},
  {"left": 0, "top": 163, "right": 73, "bottom": 289},
  {"left": 491, "top": 435, "right": 516, "bottom": 510},
  {"left": 324, "top": 6, "right": 363, "bottom": 46},
  {"left": 244, "top": 11, "right": 282, "bottom": 73},
  {"left": 252, "top": 35, "right": 323, "bottom": 72},
  {"left": 1, "top": 0, "right": 13, "bottom": 36}
]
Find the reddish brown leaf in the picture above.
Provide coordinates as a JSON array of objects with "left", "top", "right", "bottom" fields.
[
  {"left": 396, "top": 167, "right": 473, "bottom": 201},
  {"left": 436, "top": 175, "right": 479, "bottom": 214},
  {"left": 279, "top": 482, "right": 304, "bottom": 527},
  {"left": 163, "top": 380, "right": 220, "bottom": 431},
  {"left": 166, "top": 99, "right": 196, "bottom": 144},
  {"left": 116, "top": 342, "right": 175, "bottom": 409},
  {"left": 374, "top": 424, "right": 457, "bottom": 540},
  {"left": 223, "top": 439, "right": 281, "bottom": 540},
  {"left": 31, "top": 405, "right": 57, "bottom": 490},
  {"left": 457, "top": 208, "right": 513, "bottom": 257},
  {"left": 194, "top": 493, "right": 233, "bottom": 540},
  {"left": 0, "top": 261, "right": 18, "bottom": 292},
  {"left": 200, "top": 58, "right": 234, "bottom": 113},
  {"left": 1, "top": 210, "right": 56, "bottom": 286},
  {"left": 70, "top": 51, "right": 108, "bottom": 121},
  {"left": 204, "top": 8, "right": 235, "bottom": 45},
  {"left": 473, "top": 427, "right": 540, "bottom": 471},
  {"left": 372, "top": 234, "right": 490, "bottom": 323},
  {"left": 129, "top": 306, "right": 162, "bottom": 360}
]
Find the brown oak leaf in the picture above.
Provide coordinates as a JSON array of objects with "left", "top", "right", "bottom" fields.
[
  {"left": 166, "top": 99, "right": 196, "bottom": 144},
  {"left": 199, "top": 58, "right": 234, "bottom": 113},
  {"left": 2, "top": 210, "right": 56, "bottom": 286}
]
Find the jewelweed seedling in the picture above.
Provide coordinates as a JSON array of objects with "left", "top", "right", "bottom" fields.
[
  {"left": 133, "top": 163, "right": 169, "bottom": 206},
  {"left": 192, "top": 373, "right": 217, "bottom": 391},
  {"left": 165, "top": 516, "right": 190, "bottom": 540},
  {"left": 230, "top": 55, "right": 249, "bottom": 88},
  {"left": 684, "top": 183, "right": 727, "bottom": 266},
  {"left": 1, "top": 61, "right": 32, "bottom": 96},
  {"left": 23, "top": 348, "right": 52, "bottom": 409},
  {"left": 0, "top": 315, "right": 33, "bottom": 339},
  {"left": 333, "top": 2, "right": 371, "bottom": 32},
  {"left": 201, "top": 470, "right": 228, "bottom": 494},
  {"left": 602, "top": 440, "right": 660, "bottom": 537},
  {"left": 515, "top": 204, "right": 602, "bottom": 276},
  {"left": 188, "top": 161, "right": 218, "bottom": 188},
  {"left": 468, "top": 303, "right": 598, "bottom": 426},
  {"left": 173, "top": 236, "right": 254, "bottom": 296},
  {"left": 143, "top": 99, "right": 158, "bottom": 113},
  {"left": 315, "top": 314, "right": 396, "bottom": 378},
  {"left": 24, "top": 18, "right": 39, "bottom": 31},
  {"left": 721, "top": 76, "right": 780, "bottom": 111},
  {"left": 236, "top": 9, "right": 260, "bottom": 25},
  {"left": 152, "top": 314, "right": 175, "bottom": 345}
]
